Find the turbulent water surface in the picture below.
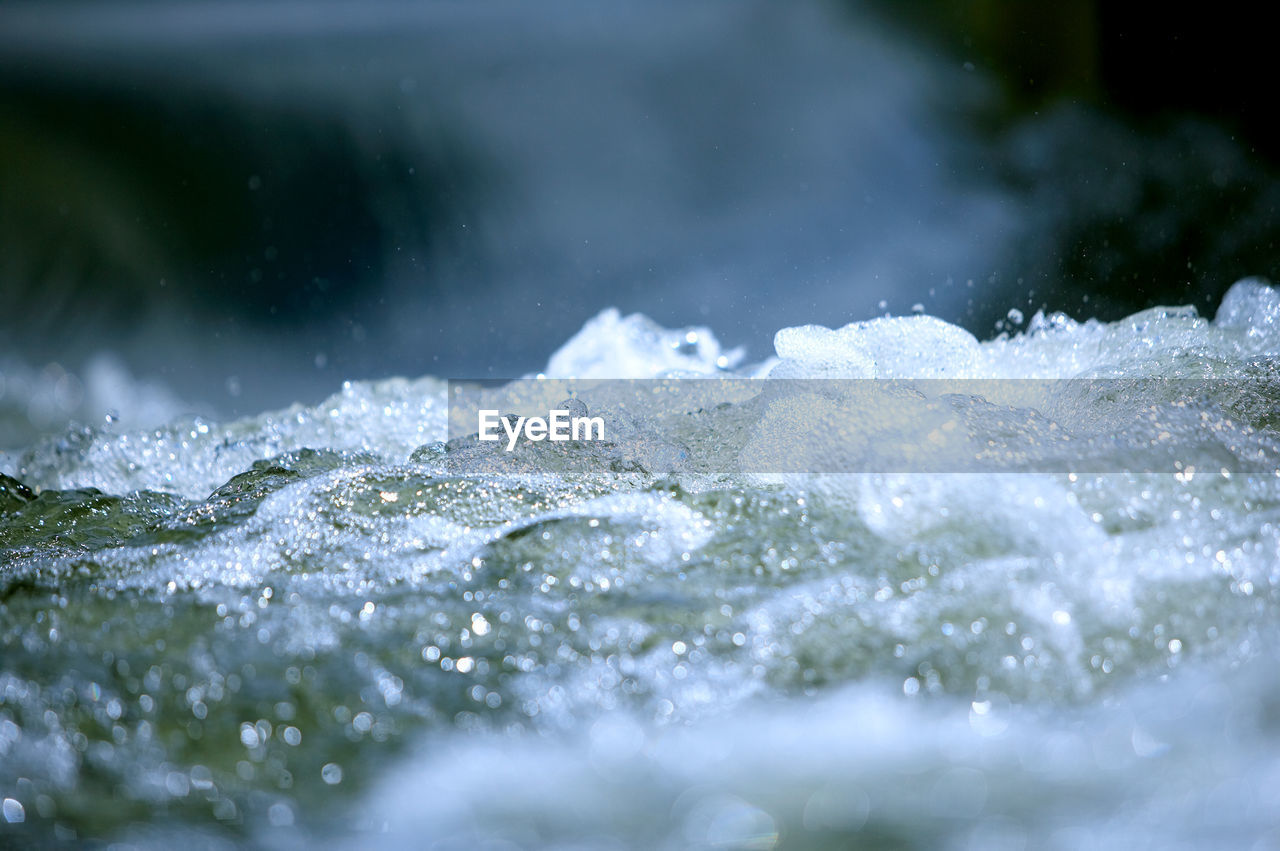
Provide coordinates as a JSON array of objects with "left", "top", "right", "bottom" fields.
[{"left": 4, "top": 281, "right": 1280, "bottom": 848}]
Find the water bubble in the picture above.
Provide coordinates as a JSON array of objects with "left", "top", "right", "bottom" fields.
[
  {"left": 267, "top": 802, "right": 294, "bottom": 826},
  {"left": 2, "top": 798, "right": 24, "bottom": 824},
  {"left": 558, "top": 397, "right": 589, "bottom": 420}
]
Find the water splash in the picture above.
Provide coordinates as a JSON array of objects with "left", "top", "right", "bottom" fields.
[{"left": 2, "top": 280, "right": 1280, "bottom": 846}]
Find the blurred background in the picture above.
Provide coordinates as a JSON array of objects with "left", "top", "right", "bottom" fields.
[{"left": 2, "top": 0, "right": 1277, "bottom": 445}]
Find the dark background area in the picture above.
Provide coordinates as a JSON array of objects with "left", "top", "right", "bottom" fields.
[
  {"left": 1, "top": 0, "right": 1277, "bottom": 428},
  {"left": 873, "top": 0, "right": 1280, "bottom": 328}
]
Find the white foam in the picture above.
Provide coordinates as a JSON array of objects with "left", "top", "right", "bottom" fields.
[{"left": 544, "top": 307, "right": 745, "bottom": 378}]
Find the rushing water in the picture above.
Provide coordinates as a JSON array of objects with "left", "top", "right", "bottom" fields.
[{"left": 3, "top": 280, "right": 1280, "bottom": 848}]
